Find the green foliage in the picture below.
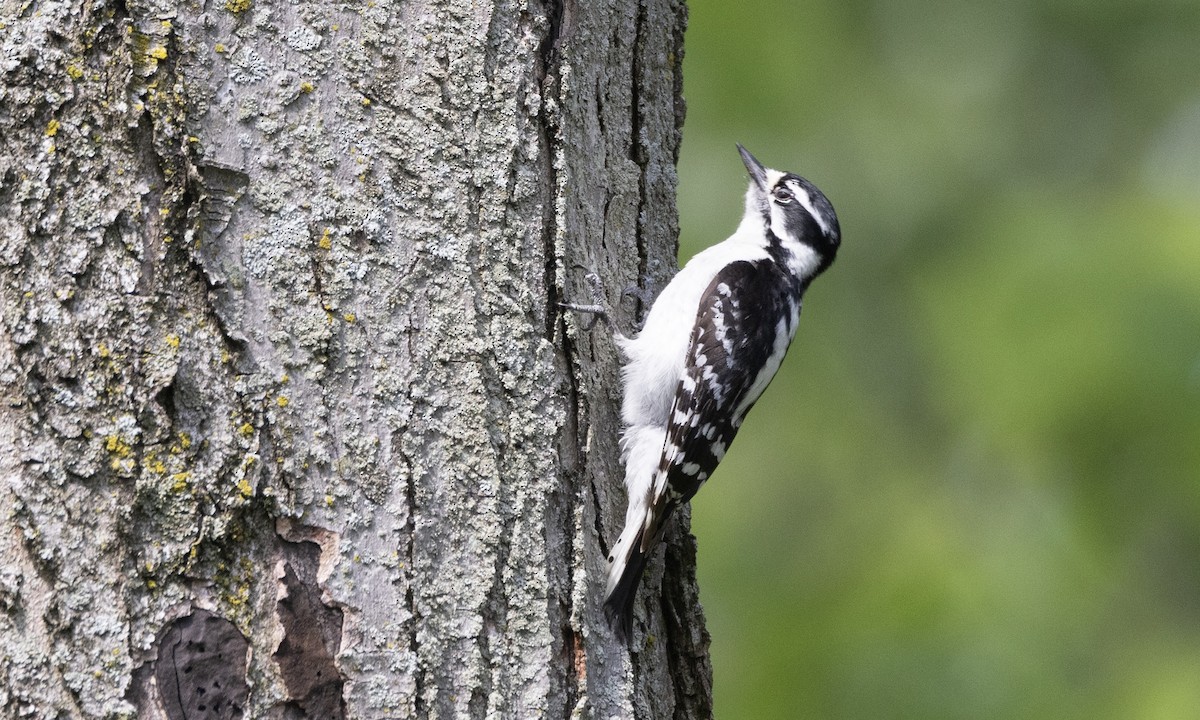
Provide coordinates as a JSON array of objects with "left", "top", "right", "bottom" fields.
[{"left": 679, "top": 1, "right": 1200, "bottom": 717}]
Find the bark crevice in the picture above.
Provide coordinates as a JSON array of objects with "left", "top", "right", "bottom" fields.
[{"left": 0, "top": 0, "right": 706, "bottom": 716}]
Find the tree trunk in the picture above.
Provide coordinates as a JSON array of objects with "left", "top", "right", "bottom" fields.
[{"left": 0, "top": 0, "right": 711, "bottom": 718}]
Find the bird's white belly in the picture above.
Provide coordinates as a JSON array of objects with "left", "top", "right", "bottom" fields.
[{"left": 618, "top": 237, "right": 771, "bottom": 428}]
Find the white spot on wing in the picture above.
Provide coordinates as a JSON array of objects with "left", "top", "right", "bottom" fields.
[{"left": 732, "top": 307, "right": 798, "bottom": 419}]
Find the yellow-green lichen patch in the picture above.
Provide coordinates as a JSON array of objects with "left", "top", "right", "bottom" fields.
[
  {"left": 45, "top": 119, "right": 61, "bottom": 137},
  {"left": 104, "top": 433, "right": 135, "bottom": 473},
  {"left": 105, "top": 434, "right": 132, "bottom": 457},
  {"left": 224, "top": 0, "right": 252, "bottom": 13},
  {"left": 144, "top": 450, "right": 166, "bottom": 474},
  {"left": 213, "top": 557, "right": 254, "bottom": 615},
  {"left": 170, "top": 471, "right": 192, "bottom": 492}
]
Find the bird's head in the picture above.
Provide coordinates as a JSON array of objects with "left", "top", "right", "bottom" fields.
[{"left": 739, "top": 144, "right": 841, "bottom": 277}]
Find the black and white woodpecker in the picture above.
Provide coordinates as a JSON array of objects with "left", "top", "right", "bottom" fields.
[{"left": 565, "top": 145, "right": 841, "bottom": 639}]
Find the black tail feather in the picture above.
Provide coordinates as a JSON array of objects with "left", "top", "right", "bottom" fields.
[{"left": 603, "top": 545, "right": 649, "bottom": 642}]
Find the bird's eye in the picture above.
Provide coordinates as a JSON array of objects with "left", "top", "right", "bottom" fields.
[{"left": 772, "top": 187, "right": 793, "bottom": 203}]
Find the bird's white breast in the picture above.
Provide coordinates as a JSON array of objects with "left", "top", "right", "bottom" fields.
[{"left": 618, "top": 230, "right": 770, "bottom": 428}]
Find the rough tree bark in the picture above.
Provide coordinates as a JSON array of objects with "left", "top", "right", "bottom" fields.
[{"left": 0, "top": 0, "right": 712, "bottom": 718}]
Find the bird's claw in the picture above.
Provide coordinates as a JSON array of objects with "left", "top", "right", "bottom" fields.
[
  {"left": 621, "top": 279, "right": 656, "bottom": 332},
  {"left": 559, "top": 301, "right": 607, "bottom": 331},
  {"left": 622, "top": 282, "right": 655, "bottom": 306},
  {"left": 561, "top": 266, "right": 615, "bottom": 332}
]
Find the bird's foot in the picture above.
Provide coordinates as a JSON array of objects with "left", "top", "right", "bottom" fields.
[
  {"left": 620, "top": 279, "right": 657, "bottom": 332},
  {"left": 621, "top": 282, "right": 656, "bottom": 307},
  {"left": 560, "top": 266, "right": 617, "bottom": 333}
]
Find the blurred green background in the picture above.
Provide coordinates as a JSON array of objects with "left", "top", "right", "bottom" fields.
[{"left": 677, "top": 1, "right": 1200, "bottom": 717}]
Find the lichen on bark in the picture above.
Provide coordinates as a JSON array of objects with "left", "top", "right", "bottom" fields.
[{"left": 0, "top": 0, "right": 708, "bottom": 717}]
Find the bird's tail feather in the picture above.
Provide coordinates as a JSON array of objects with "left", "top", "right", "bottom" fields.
[
  {"left": 604, "top": 427, "right": 671, "bottom": 641},
  {"left": 603, "top": 525, "right": 648, "bottom": 642},
  {"left": 604, "top": 492, "right": 678, "bottom": 641}
]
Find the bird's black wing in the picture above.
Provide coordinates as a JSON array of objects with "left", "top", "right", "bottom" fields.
[
  {"left": 652, "top": 259, "right": 799, "bottom": 530},
  {"left": 604, "top": 259, "right": 800, "bottom": 637}
]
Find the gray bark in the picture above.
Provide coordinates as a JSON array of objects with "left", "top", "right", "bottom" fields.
[{"left": 0, "top": 0, "right": 711, "bottom": 718}]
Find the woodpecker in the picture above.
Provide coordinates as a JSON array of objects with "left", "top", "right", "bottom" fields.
[{"left": 566, "top": 145, "right": 841, "bottom": 639}]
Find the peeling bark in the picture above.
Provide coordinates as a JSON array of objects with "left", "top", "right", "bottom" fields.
[{"left": 0, "top": 0, "right": 709, "bottom": 717}]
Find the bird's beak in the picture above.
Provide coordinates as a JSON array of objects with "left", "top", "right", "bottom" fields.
[{"left": 737, "top": 144, "right": 768, "bottom": 191}]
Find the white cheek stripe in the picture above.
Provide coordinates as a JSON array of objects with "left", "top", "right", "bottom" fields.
[{"left": 787, "top": 180, "right": 832, "bottom": 236}]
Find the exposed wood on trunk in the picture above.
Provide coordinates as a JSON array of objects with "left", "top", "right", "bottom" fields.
[{"left": 0, "top": 0, "right": 710, "bottom": 716}]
